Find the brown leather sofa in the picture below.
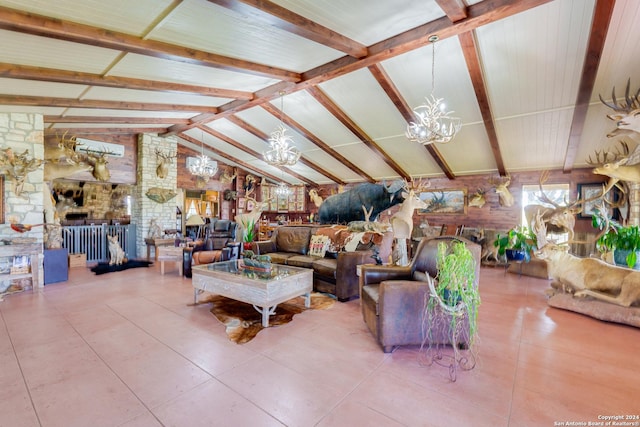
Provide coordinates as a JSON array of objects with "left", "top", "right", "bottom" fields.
[
  {"left": 252, "top": 225, "right": 393, "bottom": 302},
  {"left": 359, "top": 236, "right": 481, "bottom": 353}
]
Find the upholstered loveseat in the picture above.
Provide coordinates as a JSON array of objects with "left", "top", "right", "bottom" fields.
[{"left": 252, "top": 225, "right": 393, "bottom": 301}]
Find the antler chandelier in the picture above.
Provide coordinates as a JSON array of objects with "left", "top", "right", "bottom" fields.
[
  {"left": 264, "top": 92, "right": 301, "bottom": 167},
  {"left": 188, "top": 130, "right": 218, "bottom": 182},
  {"left": 274, "top": 181, "right": 293, "bottom": 197},
  {"left": 406, "top": 35, "right": 462, "bottom": 145}
]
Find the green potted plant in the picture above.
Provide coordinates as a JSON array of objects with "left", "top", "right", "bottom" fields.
[
  {"left": 493, "top": 226, "right": 537, "bottom": 263},
  {"left": 592, "top": 209, "right": 640, "bottom": 269},
  {"left": 431, "top": 241, "right": 481, "bottom": 345},
  {"left": 241, "top": 218, "right": 256, "bottom": 251}
]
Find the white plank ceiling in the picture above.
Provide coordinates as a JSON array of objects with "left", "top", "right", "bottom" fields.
[{"left": 0, "top": 0, "right": 638, "bottom": 185}]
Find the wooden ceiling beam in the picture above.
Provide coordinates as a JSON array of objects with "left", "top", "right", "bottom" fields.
[
  {"left": 563, "top": 0, "right": 616, "bottom": 172},
  {"left": 44, "top": 116, "right": 191, "bottom": 124},
  {"left": 224, "top": 116, "right": 326, "bottom": 186},
  {"left": 436, "top": 0, "right": 468, "bottom": 23},
  {"left": 0, "top": 63, "right": 253, "bottom": 100},
  {"left": 261, "top": 102, "right": 371, "bottom": 183},
  {"left": 306, "top": 86, "right": 413, "bottom": 181},
  {"left": 367, "top": 63, "right": 455, "bottom": 179},
  {"left": 179, "top": 132, "right": 284, "bottom": 184},
  {"left": 0, "top": 95, "right": 217, "bottom": 113},
  {"left": 458, "top": 31, "right": 507, "bottom": 176},
  {"left": 207, "top": 0, "right": 368, "bottom": 58},
  {"left": 43, "top": 127, "right": 165, "bottom": 134},
  {"left": 0, "top": 6, "right": 299, "bottom": 82}
]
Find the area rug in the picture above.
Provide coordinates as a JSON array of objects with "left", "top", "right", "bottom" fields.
[
  {"left": 90, "top": 260, "right": 153, "bottom": 275},
  {"left": 196, "top": 293, "right": 336, "bottom": 344}
]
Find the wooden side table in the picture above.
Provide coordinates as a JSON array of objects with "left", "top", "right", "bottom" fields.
[
  {"left": 157, "top": 246, "right": 183, "bottom": 275},
  {"left": 145, "top": 238, "right": 176, "bottom": 261}
]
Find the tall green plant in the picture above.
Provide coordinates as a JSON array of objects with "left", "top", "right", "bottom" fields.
[
  {"left": 431, "top": 241, "right": 481, "bottom": 345},
  {"left": 242, "top": 218, "right": 256, "bottom": 243}
]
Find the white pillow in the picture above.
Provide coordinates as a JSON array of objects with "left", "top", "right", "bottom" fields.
[{"left": 309, "top": 235, "right": 330, "bottom": 258}]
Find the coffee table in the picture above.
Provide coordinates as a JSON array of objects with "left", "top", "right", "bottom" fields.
[{"left": 191, "top": 260, "right": 313, "bottom": 327}]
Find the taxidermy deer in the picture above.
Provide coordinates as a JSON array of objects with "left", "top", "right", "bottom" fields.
[
  {"left": 533, "top": 210, "right": 640, "bottom": 308},
  {"left": 0, "top": 147, "right": 43, "bottom": 196},
  {"left": 45, "top": 131, "right": 82, "bottom": 163},
  {"left": 586, "top": 140, "right": 638, "bottom": 204},
  {"left": 523, "top": 170, "right": 613, "bottom": 242},
  {"left": 308, "top": 188, "right": 323, "bottom": 208},
  {"left": 489, "top": 174, "right": 514, "bottom": 207},
  {"left": 468, "top": 188, "right": 486, "bottom": 208},
  {"left": 599, "top": 78, "right": 640, "bottom": 137},
  {"left": 219, "top": 167, "right": 237, "bottom": 184},
  {"left": 155, "top": 149, "right": 176, "bottom": 179},
  {"left": 390, "top": 179, "right": 430, "bottom": 265},
  {"left": 87, "top": 150, "right": 110, "bottom": 181}
]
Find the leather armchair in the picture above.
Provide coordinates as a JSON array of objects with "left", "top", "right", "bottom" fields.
[
  {"left": 359, "top": 236, "right": 481, "bottom": 353},
  {"left": 190, "top": 237, "right": 240, "bottom": 267}
]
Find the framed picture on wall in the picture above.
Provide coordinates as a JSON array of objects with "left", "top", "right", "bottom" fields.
[
  {"left": 577, "top": 183, "right": 614, "bottom": 218},
  {"left": 238, "top": 197, "right": 246, "bottom": 209},
  {"left": 418, "top": 189, "right": 467, "bottom": 215}
]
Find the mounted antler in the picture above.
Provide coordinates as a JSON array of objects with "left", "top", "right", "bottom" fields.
[
  {"left": 586, "top": 140, "right": 636, "bottom": 207},
  {"left": 86, "top": 150, "right": 110, "bottom": 182},
  {"left": 488, "top": 174, "right": 513, "bottom": 207},
  {"left": 0, "top": 147, "right": 43, "bottom": 196},
  {"left": 599, "top": 79, "right": 640, "bottom": 137},
  {"left": 524, "top": 170, "right": 607, "bottom": 242},
  {"left": 155, "top": 148, "right": 177, "bottom": 179}
]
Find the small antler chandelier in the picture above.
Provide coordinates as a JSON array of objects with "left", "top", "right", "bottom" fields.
[
  {"left": 274, "top": 181, "right": 293, "bottom": 197},
  {"left": 264, "top": 92, "right": 301, "bottom": 167},
  {"left": 406, "top": 35, "right": 462, "bottom": 145},
  {"left": 188, "top": 129, "right": 218, "bottom": 183}
]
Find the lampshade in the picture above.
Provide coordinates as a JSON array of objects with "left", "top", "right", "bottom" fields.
[{"left": 185, "top": 214, "right": 205, "bottom": 226}]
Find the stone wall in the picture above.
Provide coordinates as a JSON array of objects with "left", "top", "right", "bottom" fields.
[
  {"left": 133, "top": 134, "right": 178, "bottom": 255},
  {"left": 0, "top": 112, "right": 44, "bottom": 286}
]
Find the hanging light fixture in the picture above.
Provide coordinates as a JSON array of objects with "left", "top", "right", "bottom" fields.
[
  {"left": 188, "top": 129, "right": 218, "bottom": 186},
  {"left": 263, "top": 92, "right": 301, "bottom": 167},
  {"left": 273, "top": 169, "right": 293, "bottom": 197},
  {"left": 406, "top": 35, "right": 462, "bottom": 145}
]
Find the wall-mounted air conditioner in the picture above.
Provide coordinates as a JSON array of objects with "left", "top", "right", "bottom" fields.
[{"left": 75, "top": 138, "right": 125, "bottom": 158}]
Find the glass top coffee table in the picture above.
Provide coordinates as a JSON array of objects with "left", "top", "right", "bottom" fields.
[{"left": 191, "top": 260, "right": 313, "bottom": 327}]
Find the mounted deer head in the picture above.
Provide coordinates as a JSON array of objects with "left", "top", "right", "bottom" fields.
[
  {"left": 468, "top": 188, "right": 486, "bottom": 208},
  {"left": 308, "top": 188, "right": 323, "bottom": 207},
  {"left": 219, "top": 167, "right": 237, "bottom": 184},
  {"left": 0, "top": 147, "right": 43, "bottom": 196},
  {"left": 599, "top": 79, "right": 640, "bottom": 138},
  {"left": 46, "top": 131, "right": 81, "bottom": 163},
  {"left": 87, "top": 150, "right": 110, "bottom": 182},
  {"left": 586, "top": 140, "right": 638, "bottom": 207},
  {"left": 155, "top": 149, "right": 176, "bottom": 179},
  {"left": 489, "top": 174, "right": 513, "bottom": 207}
]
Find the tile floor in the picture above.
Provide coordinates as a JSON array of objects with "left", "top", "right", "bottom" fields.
[{"left": 0, "top": 264, "right": 638, "bottom": 427}]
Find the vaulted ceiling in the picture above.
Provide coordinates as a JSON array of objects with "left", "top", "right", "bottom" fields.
[{"left": 1, "top": 0, "right": 639, "bottom": 186}]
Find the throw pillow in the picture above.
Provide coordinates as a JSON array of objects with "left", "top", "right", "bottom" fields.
[{"left": 309, "top": 235, "right": 330, "bottom": 258}]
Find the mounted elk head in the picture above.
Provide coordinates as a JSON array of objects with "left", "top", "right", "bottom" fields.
[
  {"left": 155, "top": 149, "right": 176, "bottom": 179},
  {"left": 87, "top": 150, "right": 110, "bottom": 182},
  {"left": 489, "top": 174, "right": 514, "bottom": 207},
  {"left": 0, "top": 147, "right": 43, "bottom": 196},
  {"left": 586, "top": 140, "right": 638, "bottom": 207},
  {"left": 524, "top": 171, "right": 609, "bottom": 242},
  {"left": 468, "top": 188, "right": 486, "bottom": 208},
  {"left": 599, "top": 79, "right": 640, "bottom": 137}
]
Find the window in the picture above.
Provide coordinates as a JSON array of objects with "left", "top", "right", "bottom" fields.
[{"left": 521, "top": 183, "right": 570, "bottom": 240}]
